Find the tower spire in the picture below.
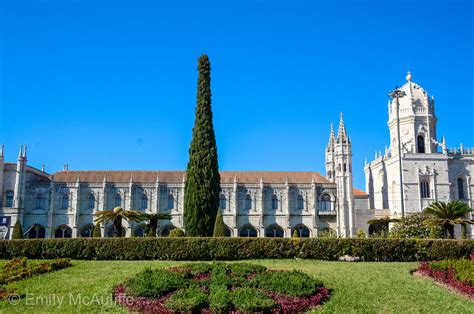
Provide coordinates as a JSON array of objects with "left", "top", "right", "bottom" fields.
[
  {"left": 337, "top": 112, "right": 348, "bottom": 142},
  {"left": 328, "top": 122, "right": 335, "bottom": 147},
  {"left": 0, "top": 145, "right": 4, "bottom": 159},
  {"left": 18, "top": 145, "right": 23, "bottom": 159}
]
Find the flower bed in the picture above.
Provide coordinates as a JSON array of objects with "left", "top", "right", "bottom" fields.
[
  {"left": 0, "top": 257, "right": 72, "bottom": 285},
  {"left": 417, "top": 259, "right": 473, "bottom": 298},
  {"left": 114, "top": 262, "right": 330, "bottom": 313}
]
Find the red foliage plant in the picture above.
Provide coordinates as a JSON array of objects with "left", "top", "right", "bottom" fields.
[{"left": 417, "top": 262, "right": 474, "bottom": 298}]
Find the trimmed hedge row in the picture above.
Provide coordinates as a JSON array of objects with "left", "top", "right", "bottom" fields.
[{"left": 0, "top": 238, "right": 472, "bottom": 261}]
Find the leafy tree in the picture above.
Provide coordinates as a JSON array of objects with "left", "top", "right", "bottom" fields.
[
  {"left": 94, "top": 207, "right": 143, "bottom": 237},
  {"left": 423, "top": 201, "right": 473, "bottom": 239},
  {"left": 356, "top": 229, "right": 366, "bottom": 238},
  {"left": 213, "top": 209, "right": 226, "bottom": 237},
  {"left": 92, "top": 223, "right": 102, "bottom": 238},
  {"left": 389, "top": 212, "right": 443, "bottom": 239},
  {"left": 140, "top": 213, "right": 172, "bottom": 237},
  {"left": 184, "top": 54, "right": 221, "bottom": 236},
  {"left": 169, "top": 228, "right": 185, "bottom": 237},
  {"left": 12, "top": 221, "right": 23, "bottom": 239}
]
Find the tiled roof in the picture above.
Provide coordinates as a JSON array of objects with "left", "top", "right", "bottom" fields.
[
  {"left": 52, "top": 170, "right": 331, "bottom": 184},
  {"left": 353, "top": 188, "right": 368, "bottom": 197}
]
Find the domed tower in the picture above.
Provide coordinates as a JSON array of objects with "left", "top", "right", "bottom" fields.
[{"left": 388, "top": 72, "right": 438, "bottom": 155}]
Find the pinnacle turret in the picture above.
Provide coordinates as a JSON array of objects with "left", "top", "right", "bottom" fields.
[
  {"left": 337, "top": 112, "right": 348, "bottom": 143},
  {"left": 327, "top": 122, "right": 335, "bottom": 149}
]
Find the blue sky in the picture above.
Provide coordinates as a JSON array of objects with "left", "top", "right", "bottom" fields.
[{"left": 0, "top": 0, "right": 472, "bottom": 189}]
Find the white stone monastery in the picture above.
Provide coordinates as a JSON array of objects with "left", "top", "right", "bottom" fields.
[{"left": 0, "top": 72, "right": 472, "bottom": 239}]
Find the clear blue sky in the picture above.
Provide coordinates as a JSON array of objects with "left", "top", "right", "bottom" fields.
[{"left": 0, "top": 0, "right": 472, "bottom": 189}]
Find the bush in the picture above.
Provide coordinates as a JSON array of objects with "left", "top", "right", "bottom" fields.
[
  {"left": 251, "top": 270, "right": 318, "bottom": 297},
  {"left": 92, "top": 223, "right": 101, "bottom": 238},
  {"left": 231, "top": 287, "right": 275, "bottom": 312},
  {"left": 213, "top": 210, "right": 226, "bottom": 237},
  {"left": 389, "top": 212, "right": 443, "bottom": 239},
  {"left": 126, "top": 268, "right": 188, "bottom": 298},
  {"left": 12, "top": 221, "right": 23, "bottom": 240},
  {"left": 209, "top": 284, "right": 231, "bottom": 312},
  {"left": 0, "top": 258, "right": 72, "bottom": 284},
  {"left": 0, "top": 238, "right": 472, "bottom": 261},
  {"left": 165, "top": 286, "right": 208, "bottom": 312},
  {"left": 356, "top": 229, "right": 366, "bottom": 238},
  {"left": 230, "top": 263, "right": 267, "bottom": 278},
  {"left": 429, "top": 258, "right": 473, "bottom": 285},
  {"left": 169, "top": 228, "right": 184, "bottom": 237}
]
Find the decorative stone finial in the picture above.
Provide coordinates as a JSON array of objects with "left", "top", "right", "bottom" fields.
[{"left": 406, "top": 71, "right": 412, "bottom": 82}]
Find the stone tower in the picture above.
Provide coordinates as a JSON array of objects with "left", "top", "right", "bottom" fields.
[
  {"left": 325, "top": 123, "right": 336, "bottom": 183},
  {"left": 333, "top": 114, "right": 355, "bottom": 237},
  {"left": 13, "top": 145, "right": 27, "bottom": 211},
  {"left": 387, "top": 71, "right": 438, "bottom": 155}
]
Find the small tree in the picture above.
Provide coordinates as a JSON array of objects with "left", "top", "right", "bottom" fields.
[
  {"left": 169, "top": 228, "right": 185, "bottom": 237},
  {"left": 140, "top": 213, "right": 172, "bottom": 237},
  {"left": 423, "top": 201, "right": 473, "bottom": 239},
  {"left": 92, "top": 223, "right": 102, "bottom": 238},
  {"left": 12, "top": 221, "right": 23, "bottom": 239},
  {"left": 356, "top": 229, "right": 366, "bottom": 238},
  {"left": 292, "top": 229, "right": 299, "bottom": 238},
  {"left": 95, "top": 207, "right": 143, "bottom": 237},
  {"left": 213, "top": 210, "right": 226, "bottom": 237},
  {"left": 389, "top": 212, "right": 443, "bottom": 239}
]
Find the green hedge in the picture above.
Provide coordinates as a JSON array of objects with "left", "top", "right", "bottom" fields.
[{"left": 0, "top": 238, "right": 472, "bottom": 261}]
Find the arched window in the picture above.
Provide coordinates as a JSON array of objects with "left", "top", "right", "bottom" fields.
[
  {"left": 320, "top": 194, "right": 332, "bottom": 211},
  {"left": 297, "top": 194, "right": 304, "bottom": 210},
  {"left": 239, "top": 224, "right": 257, "bottom": 237},
  {"left": 80, "top": 224, "right": 94, "bottom": 237},
  {"left": 168, "top": 194, "right": 174, "bottom": 210},
  {"left": 220, "top": 194, "right": 227, "bottom": 210},
  {"left": 114, "top": 194, "right": 122, "bottom": 207},
  {"left": 28, "top": 224, "right": 45, "bottom": 239},
  {"left": 54, "top": 225, "right": 72, "bottom": 238},
  {"left": 420, "top": 180, "right": 430, "bottom": 198},
  {"left": 159, "top": 224, "right": 175, "bottom": 237},
  {"left": 265, "top": 224, "right": 284, "bottom": 237},
  {"left": 61, "top": 194, "right": 69, "bottom": 209},
  {"left": 6, "top": 191, "right": 14, "bottom": 208},
  {"left": 457, "top": 178, "right": 465, "bottom": 199},
  {"left": 224, "top": 227, "right": 232, "bottom": 237},
  {"left": 292, "top": 224, "right": 310, "bottom": 237},
  {"left": 271, "top": 194, "right": 278, "bottom": 210},
  {"left": 141, "top": 194, "right": 148, "bottom": 210},
  {"left": 88, "top": 194, "right": 95, "bottom": 210},
  {"left": 417, "top": 135, "right": 425, "bottom": 153},
  {"left": 245, "top": 194, "right": 252, "bottom": 210},
  {"left": 134, "top": 225, "right": 146, "bottom": 237},
  {"left": 35, "top": 194, "right": 45, "bottom": 209}
]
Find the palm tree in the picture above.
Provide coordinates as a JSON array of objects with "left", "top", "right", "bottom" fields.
[
  {"left": 141, "top": 213, "right": 172, "bottom": 237},
  {"left": 94, "top": 207, "right": 144, "bottom": 237},
  {"left": 423, "top": 201, "right": 473, "bottom": 239}
]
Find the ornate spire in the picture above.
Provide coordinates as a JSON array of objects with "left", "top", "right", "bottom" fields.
[
  {"left": 337, "top": 112, "right": 348, "bottom": 142},
  {"left": 18, "top": 145, "right": 23, "bottom": 159},
  {"left": 0, "top": 145, "right": 4, "bottom": 159},
  {"left": 23, "top": 145, "right": 27, "bottom": 159},
  {"left": 328, "top": 122, "right": 335, "bottom": 148}
]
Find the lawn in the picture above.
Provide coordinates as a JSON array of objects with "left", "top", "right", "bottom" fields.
[{"left": 0, "top": 259, "right": 471, "bottom": 313}]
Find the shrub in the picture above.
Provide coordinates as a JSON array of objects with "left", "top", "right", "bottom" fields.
[
  {"left": 169, "top": 228, "right": 184, "bottom": 237},
  {"left": 390, "top": 212, "right": 443, "bottom": 239},
  {"left": 126, "top": 268, "right": 188, "bottom": 298},
  {"left": 165, "top": 286, "right": 208, "bottom": 312},
  {"left": 213, "top": 210, "right": 226, "bottom": 237},
  {"left": 0, "top": 238, "right": 472, "bottom": 261},
  {"left": 92, "top": 223, "right": 101, "bottom": 238},
  {"left": 293, "top": 229, "right": 299, "bottom": 238},
  {"left": 209, "top": 284, "right": 231, "bottom": 312},
  {"left": 230, "top": 263, "right": 267, "bottom": 278},
  {"left": 12, "top": 221, "right": 23, "bottom": 240},
  {"left": 356, "top": 229, "right": 366, "bottom": 238},
  {"left": 231, "top": 287, "right": 275, "bottom": 312},
  {"left": 0, "top": 258, "right": 72, "bottom": 284},
  {"left": 429, "top": 258, "right": 473, "bottom": 285},
  {"left": 251, "top": 270, "right": 319, "bottom": 297}
]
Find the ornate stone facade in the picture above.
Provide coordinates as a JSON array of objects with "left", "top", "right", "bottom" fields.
[
  {"left": 0, "top": 116, "right": 363, "bottom": 238},
  {"left": 364, "top": 72, "right": 473, "bottom": 236}
]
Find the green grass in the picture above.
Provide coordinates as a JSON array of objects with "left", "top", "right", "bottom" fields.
[{"left": 0, "top": 259, "right": 471, "bottom": 313}]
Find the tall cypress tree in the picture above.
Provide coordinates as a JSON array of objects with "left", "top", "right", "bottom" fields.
[{"left": 184, "top": 54, "right": 221, "bottom": 236}]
